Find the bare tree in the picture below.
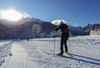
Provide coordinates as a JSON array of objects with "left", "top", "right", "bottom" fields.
[{"left": 31, "top": 24, "right": 42, "bottom": 38}]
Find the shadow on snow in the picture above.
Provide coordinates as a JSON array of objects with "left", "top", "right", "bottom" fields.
[{"left": 67, "top": 53, "right": 100, "bottom": 66}]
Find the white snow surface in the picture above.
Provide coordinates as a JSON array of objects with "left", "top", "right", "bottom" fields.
[{"left": 0, "top": 35, "right": 100, "bottom": 68}]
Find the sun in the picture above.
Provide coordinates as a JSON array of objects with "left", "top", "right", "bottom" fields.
[{"left": 1, "top": 9, "right": 23, "bottom": 21}]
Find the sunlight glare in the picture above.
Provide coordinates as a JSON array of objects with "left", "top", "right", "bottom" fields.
[{"left": 2, "top": 10, "right": 23, "bottom": 21}]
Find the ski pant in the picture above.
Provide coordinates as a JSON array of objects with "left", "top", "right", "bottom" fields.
[{"left": 60, "top": 33, "right": 69, "bottom": 54}]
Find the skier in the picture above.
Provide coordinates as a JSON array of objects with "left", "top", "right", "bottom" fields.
[
  {"left": 27, "top": 37, "right": 29, "bottom": 41},
  {"left": 55, "top": 21, "right": 70, "bottom": 56}
]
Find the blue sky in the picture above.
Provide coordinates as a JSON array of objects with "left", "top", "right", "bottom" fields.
[{"left": 0, "top": 0, "right": 100, "bottom": 27}]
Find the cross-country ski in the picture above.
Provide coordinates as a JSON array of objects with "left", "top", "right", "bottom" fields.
[{"left": 45, "top": 52, "right": 73, "bottom": 58}]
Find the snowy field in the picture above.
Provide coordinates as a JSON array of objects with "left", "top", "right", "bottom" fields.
[{"left": 0, "top": 35, "right": 100, "bottom": 68}]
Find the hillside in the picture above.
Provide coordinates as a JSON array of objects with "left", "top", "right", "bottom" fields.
[
  {"left": 0, "top": 18, "right": 56, "bottom": 39},
  {"left": 85, "top": 24, "right": 100, "bottom": 35},
  {"left": 1, "top": 18, "right": 100, "bottom": 40}
]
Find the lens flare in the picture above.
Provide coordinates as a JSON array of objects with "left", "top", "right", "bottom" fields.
[{"left": 1, "top": 9, "right": 23, "bottom": 21}]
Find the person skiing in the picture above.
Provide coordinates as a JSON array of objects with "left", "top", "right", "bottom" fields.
[{"left": 55, "top": 21, "right": 70, "bottom": 56}]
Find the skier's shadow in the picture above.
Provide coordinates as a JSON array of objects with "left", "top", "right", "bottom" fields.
[{"left": 66, "top": 53, "right": 100, "bottom": 66}]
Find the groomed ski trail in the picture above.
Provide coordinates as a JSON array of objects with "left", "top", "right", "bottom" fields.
[
  {"left": 0, "top": 36, "right": 100, "bottom": 68},
  {"left": 1, "top": 41, "right": 28, "bottom": 68}
]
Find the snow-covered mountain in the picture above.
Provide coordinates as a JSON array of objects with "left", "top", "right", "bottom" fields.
[
  {"left": 69, "top": 26, "right": 83, "bottom": 31},
  {"left": 0, "top": 17, "right": 43, "bottom": 26},
  {"left": 83, "top": 24, "right": 91, "bottom": 30},
  {"left": 69, "top": 24, "right": 91, "bottom": 31},
  {"left": 84, "top": 24, "right": 91, "bottom": 28},
  {"left": 69, "top": 24, "right": 91, "bottom": 36},
  {"left": 70, "top": 23, "right": 100, "bottom": 35},
  {"left": 85, "top": 24, "right": 100, "bottom": 35},
  {"left": 0, "top": 18, "right": 56, "bottom": 39},
  {"left": 16, "top": 17, "right": 43, "bottom": 25},
  {"left": 0, "top": 17, "right": 100, "bottom": 39}
]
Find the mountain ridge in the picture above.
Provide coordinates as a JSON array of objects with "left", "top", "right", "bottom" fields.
[{"left": 0, "top": 18, "right": 100, "bottom": 39}]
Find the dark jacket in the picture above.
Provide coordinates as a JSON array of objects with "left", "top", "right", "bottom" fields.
[{"left": 55, "top": 24, "right": 70, "bottom": 33}]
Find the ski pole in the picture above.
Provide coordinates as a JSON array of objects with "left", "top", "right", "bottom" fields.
[
  {"left": 68, "top": 37, "right": 73, "bottom": 54},
  {"left": 54, "top": 37, "right": 55, "bottom": 54},
  {"left": 54, "top": 31, "right": 56, "bottom": 54}
]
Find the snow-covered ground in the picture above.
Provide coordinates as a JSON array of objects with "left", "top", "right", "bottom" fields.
[{"left": 0, "top": 35, "right": 100, "bottom": 68}]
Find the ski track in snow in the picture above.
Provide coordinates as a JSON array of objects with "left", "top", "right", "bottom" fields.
[
  {"left": 0, "top": 35, "right": 100, "bottom": 68},
  {"left": 0, "top": 40, "right": 13, "bottom": 67}
]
